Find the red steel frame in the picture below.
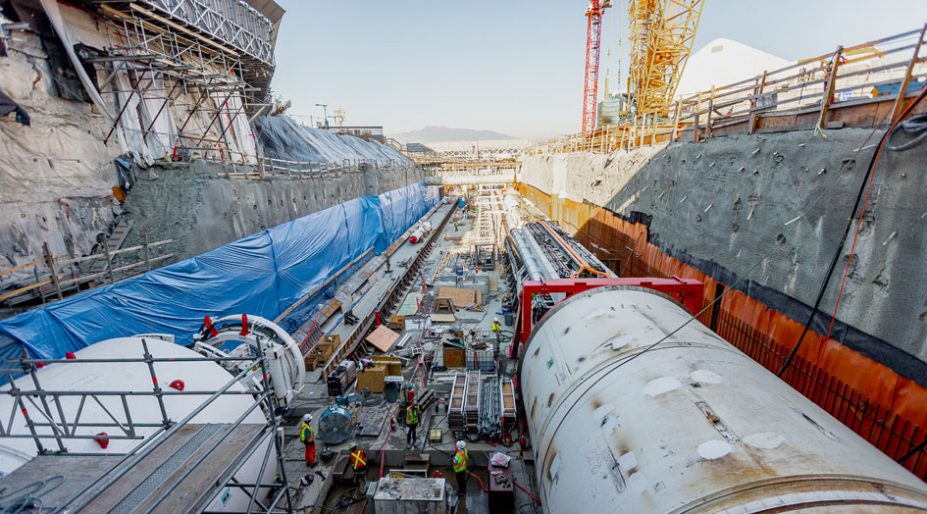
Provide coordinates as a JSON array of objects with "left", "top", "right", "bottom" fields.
[{"left": 515, "top": 277, "right": 704, "bottom": 349}]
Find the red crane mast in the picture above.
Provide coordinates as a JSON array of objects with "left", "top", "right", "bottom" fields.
[{"left": 581, "top": 0, "right": 611, "bottom": 135}]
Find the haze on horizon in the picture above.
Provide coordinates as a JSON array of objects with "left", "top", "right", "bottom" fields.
[{"left": 272, "top": 0, "right": 927, "bottom": 140}]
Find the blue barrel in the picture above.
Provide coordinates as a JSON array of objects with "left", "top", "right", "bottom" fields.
[
  {"left": 317, "top": 405, "right": 353, "bottom": 445},
  {"left": 502, "top": 306, "right": 514, "bottom": 326}
]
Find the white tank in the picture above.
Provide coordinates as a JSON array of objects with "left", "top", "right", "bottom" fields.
[
  {"left": 519, "top": 287, "right": 927, "bottom": 513},
  {"left": 409, "top": 221, "right": 434, "bottom": 244},
  {"left": 0, "top": 334, "right": 276, "bottom": 511}
]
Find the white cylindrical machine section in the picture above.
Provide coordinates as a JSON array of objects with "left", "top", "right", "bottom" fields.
[
  {"left": 511, "top": 228, "right": 546, "bottom": 282},
  {"left": 196, "top": 314, "right": 305, "bottom": 407},
  {"left": 0, "top": 336, "right": 275, "bottom": 512},
  {"left": 519, "top": 287, "right": 927, "bottom": 514},
  {"left": 407, "top": 221, "right": 433, "bottom": 244}
]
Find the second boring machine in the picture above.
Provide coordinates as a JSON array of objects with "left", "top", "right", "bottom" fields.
[{"left": 506, "top": 219, "right": 927, "bottom": 513}]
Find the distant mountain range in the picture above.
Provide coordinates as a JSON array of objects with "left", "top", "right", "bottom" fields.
[{"left": 391, "top": 126, "right": 514, "bottom": 143}]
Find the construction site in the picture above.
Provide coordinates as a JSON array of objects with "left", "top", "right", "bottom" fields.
[{"left": 2, "top": 0, "right": 927, "bottom": 513}]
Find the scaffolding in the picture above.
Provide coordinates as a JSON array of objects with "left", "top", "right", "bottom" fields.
[
  {"left": 627, "top": 0, "right": 704, "bottom": 120},
  {"left": 101, "top": 0, "right": 276, "bottom": 66},
  {"left": 74, "top": 3, "right": 274, "bottom": 164},
  {"left": 0, "top": 335, "right": 295, "bottom": 513}
]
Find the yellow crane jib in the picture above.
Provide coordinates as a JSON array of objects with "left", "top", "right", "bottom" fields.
[{"left": 627, "top": 0, "right": 705, "bottom": 120}]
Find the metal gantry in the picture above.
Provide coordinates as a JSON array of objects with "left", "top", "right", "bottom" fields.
[
  {"left": 0, "top": 335, "right": 295, "bottom": 513},
  {"left": 133, "top": 0, "right": 275, "bottom": 65}
]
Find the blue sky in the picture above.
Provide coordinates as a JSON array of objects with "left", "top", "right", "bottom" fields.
[{"left": 272, "top": 1, "right": 927, "bottom": 139}]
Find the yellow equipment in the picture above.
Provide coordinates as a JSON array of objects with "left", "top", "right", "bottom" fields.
[{"left": 627, "top": 0, "right": 705, "bottom": 120}]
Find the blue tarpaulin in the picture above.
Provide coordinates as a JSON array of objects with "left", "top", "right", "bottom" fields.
[{"left": 0, "top": 183, "right": 439, "bottom": 359}]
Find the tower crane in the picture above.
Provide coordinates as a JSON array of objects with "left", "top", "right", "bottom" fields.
[
  {"left": 627, "top": 0, "right": 704, "bottom": 120},
  {"left": 581, "top": 0, "right": 612, "bottom": 135},
  {"left": 581, "top": 0, "right": 704, "bottom": 133}
]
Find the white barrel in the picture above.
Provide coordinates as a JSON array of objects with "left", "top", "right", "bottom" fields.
[{"left": 519, "top": 287, "right": 927, "bottom": 513}]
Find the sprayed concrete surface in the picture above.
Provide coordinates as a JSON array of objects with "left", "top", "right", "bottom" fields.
[
  {"left": 0, "top": 28, "right": 423, "bottom": 288},
  {"left": 519, "top": 127, "right": 927, "bottom": 365},
  {"left": 122, "top": 161, "right": 424, "bottom": 261}
]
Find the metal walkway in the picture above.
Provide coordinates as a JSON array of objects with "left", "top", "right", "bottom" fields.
[{"left": 0, "top": 423, "right": 269, "bottom": 513}]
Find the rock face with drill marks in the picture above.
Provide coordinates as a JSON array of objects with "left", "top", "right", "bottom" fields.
[
  {"left": 518, "top": 127, "right": 927, "bottom": 370},
  {"left": 120, "top": 160, "right": 423, "bottom": 263}
]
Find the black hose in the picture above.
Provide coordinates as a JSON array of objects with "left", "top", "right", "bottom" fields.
[
  {"left": 886, "top": 113, "right": 927, "bottom": 151},
  {"left": 777, "top": 87, "right": 927, "bottom": 377}
]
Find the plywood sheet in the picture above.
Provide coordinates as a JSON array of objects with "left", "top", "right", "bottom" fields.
[
  {"left": 430, "top": 313, "right": 456, "bottom": 323},
  {"left": 366, "top": 325, "right": 401, "bottom": 352},
  {"left": 437, "top": 287, "right": 479, "bottom": 308}
]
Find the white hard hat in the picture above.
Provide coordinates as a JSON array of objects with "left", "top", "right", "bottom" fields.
[
  {"left": 456, "top": 440, "right": 466, "bottom": 450},
  {"left": 303, "top": 414, "right": 312, "bottom": 423},
  {"left": 493, "top": 317, "right": 499, "bottom": 322}
]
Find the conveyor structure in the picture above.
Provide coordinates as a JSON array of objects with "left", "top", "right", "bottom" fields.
[
  {"left": 507, "top": 219, "right": 627, "bottom": 335},
  {"left": 509, "top": 221, "right": 614, "bottom": 285}
]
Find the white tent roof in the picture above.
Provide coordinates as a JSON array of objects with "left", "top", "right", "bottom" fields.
[{"left": 677, "top": 38, "right": 791, "bottom": 98}]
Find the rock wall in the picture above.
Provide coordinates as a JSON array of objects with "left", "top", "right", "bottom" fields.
[
  {"left": 519, "top": 127, "right": 927, "bottom": 367},
  {"left": 0, "top": 32, "right": 422, "bottom": 307},
  {"left": 122, "top": 161, "right": 423, "bottom": 259},
  {"left": 0, "top": 23, "right": 120, "bottom": 272}
]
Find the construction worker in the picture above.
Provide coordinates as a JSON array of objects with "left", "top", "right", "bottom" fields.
[
  {"left": 349, "top": 444, "right": 367, "bottom": 474},
  {"left": 453, "top": 440, "right": 469, "bottom": 496},
  {"left": 491, "top": 317, "right": 501, "bottom": 343},
  {"left": 299, "top": 414, "right": 317, "bottom": 467},
  {"left": 406, "top": 401, "right": 419, "bottom": 447}
]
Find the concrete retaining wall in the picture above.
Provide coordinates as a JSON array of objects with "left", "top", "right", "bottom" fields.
[
  {"left": 518, "top": 128, "right": 927, "bottom": 366},
  {"left": 0, "top": 27, "right": 422, "bottom": 297},
  {"left": 122, "top": 162, "right": 423, "bottom": 260}
]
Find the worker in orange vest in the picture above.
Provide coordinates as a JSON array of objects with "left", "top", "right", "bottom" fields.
[
  {"left": 349, "top": 444, "right": 367, "bottom": 474},
  {"left": 406, "top": 402, "right": 419, "bottom": 447},
  {"left": 299, "top": 414, "right": 317, "bottom": 467}
]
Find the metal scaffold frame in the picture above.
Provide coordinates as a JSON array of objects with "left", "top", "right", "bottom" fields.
[
  {"left": 0, "top": 335, "right": 294, "bottom": 513},
  {"left": 83, "top": 4, "right": 272, "bottom": 163},
  {"left": 94, "top": 0, "right": 275, "bottom": 66}
]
